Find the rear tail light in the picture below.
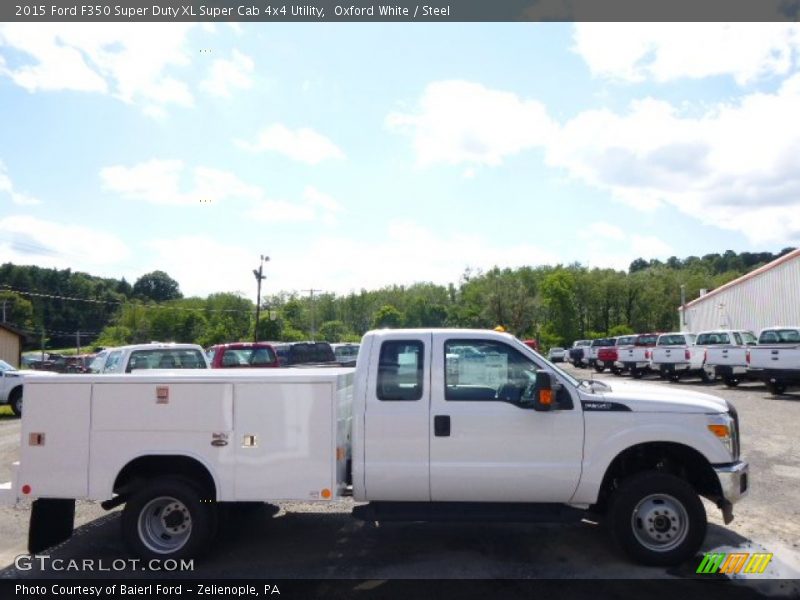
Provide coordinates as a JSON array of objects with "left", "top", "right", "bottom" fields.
[
  {"left": 704, "top": 349, "right": 708, "bottom": 362},
  {"left": 685, "top": 349, "right": 691, "bottom": 360},
  {"left": 645, "top": 350, "right": 650, "bottom": 359},
  {"left": 746, "top": 349, "right": 750, "bottom": 364}
]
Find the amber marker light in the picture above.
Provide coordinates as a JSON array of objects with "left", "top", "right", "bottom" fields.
[
  {"left": 321, "top": 488, "right": 332, "bottom": 499},
  {"left": 539, "top": 389, "right": 553, "bottom": 405},
  {"left": 708, "top": 424, "right": 731, "bottom": 438}
]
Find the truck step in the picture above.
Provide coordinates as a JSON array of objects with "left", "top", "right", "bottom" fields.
[{"left": 352, "top": 502, "right": 585, "bottom": 524}]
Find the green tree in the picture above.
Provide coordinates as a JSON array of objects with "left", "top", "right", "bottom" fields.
[
  {"left": 318, "top": 320, "right": 348, "bottom": 342},
  {"left": 373, "top": 304, "right": 404, "bottom": 329},
  {"left": 132, "top": 271, "right": 183, "bottom": 302}
]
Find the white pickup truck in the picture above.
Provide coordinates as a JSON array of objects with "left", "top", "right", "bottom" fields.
[
  {"left": 746, "top": 326, "right": 800, "bottom": 395},
  {"left": 650, "top": 332, "right": 704, "bottom": 382},
  {"left": 699, "top": 330, "right": 758, "bottom": 388},
  {"left": 614, "top": 333, "right": 659, "bottom": 379},
  {"left": 89, "top": 342, "right": 210, "bottom": 373},
  {"left": 0, "top": 359, "right": 24, "bottom": 417},
  {"left": 0, "top": 329, "right": 749, "bottom": 567}
]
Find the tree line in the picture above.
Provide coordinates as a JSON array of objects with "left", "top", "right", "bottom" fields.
[{"left": 0, "top": 247, "right": 795, "bottom": 352}]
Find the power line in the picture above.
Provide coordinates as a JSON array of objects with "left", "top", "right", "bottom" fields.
[{"left": 0, "top": 285, "right": 255, "bottom": 314}]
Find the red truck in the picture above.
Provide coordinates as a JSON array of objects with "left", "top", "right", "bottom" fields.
[
  {"left": 595, "top": 335, "right": 639, "bottom": 374},
  {"left": 206, "top": 342, "right": 280, "bottom": 368}
]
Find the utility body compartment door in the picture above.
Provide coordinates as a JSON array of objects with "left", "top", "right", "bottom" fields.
[{"left": 429, "top": 333, "right": 584, "bottom": 502}]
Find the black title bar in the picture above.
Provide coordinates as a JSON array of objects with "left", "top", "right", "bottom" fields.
[{"left": 4, "top": 0, "right": 800, "bottom": 22}]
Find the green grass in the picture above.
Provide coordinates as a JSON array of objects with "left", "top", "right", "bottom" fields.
[{"left": 0, "top": 405, "right": 13, "bottom": 417}]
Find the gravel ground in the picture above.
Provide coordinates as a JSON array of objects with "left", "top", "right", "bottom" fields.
[{"left": 0, "top": 372, "right": 798, "bottom": 595}]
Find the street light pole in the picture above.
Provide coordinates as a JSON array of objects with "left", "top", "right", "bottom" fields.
[{"left": 253, "top": 255, "right": 270, "bottom": 343}]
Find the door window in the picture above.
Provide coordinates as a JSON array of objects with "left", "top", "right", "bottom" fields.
[
  {"left": 444, "top": 340, "right": 538, "bottom": 403},
  {"left": 376, "top": 340, "right": 424, "bottom": 401}
]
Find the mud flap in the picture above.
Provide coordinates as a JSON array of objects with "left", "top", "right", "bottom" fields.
[{"left": 29, "top": 498, "right": 75, "bottom": 554}]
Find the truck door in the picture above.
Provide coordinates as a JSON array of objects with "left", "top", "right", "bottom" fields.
[
  {"left": 363, "top": 333, "right": 431, "bottom": 500},
  {"left": 429, "top": 333, "right": 584, "bottom": 502}
]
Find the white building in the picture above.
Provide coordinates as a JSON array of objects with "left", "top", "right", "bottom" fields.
[{"left": 679, "top": 248, "right": 800, "bottom": 334}]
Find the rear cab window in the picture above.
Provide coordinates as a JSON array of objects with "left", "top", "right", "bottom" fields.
[
  {"left": 696, "top": 332, "right": 731, "bottom": 345},
  {"left": 759, "top": 329, "right": 800, "bottom": 344},
  {"left": 377, "top": 340, "right": 424, "bottom": 401},
  {"left": 126, "top": 349, "right": 207, "bottom": 372}
]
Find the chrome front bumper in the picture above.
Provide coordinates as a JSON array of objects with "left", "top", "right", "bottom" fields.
[{"left": 714, "top": 461, "right": 749, "bottom": 523}]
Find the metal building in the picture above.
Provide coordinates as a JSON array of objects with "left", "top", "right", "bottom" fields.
[
  {"left": 679, "top": 248, "right": 800, "bottom": 334},
  {"left": 0, "top": 323, "right": 24, "bottom": 368}
]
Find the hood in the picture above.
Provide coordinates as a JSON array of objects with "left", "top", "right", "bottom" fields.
[{"left": 580, "top": 378, "right": 728, "bottom": 413}]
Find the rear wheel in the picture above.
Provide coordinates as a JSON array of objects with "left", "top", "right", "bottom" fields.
[
  {"left": 122, "top": 477, "right": 216, "bottom": 560},
  {"left": 723, "top": 377, "right": 739, "bottom": 388},
  {"left": 609, "top": 471, "right": 706, "bottom": 566},
  {"left": 766, "top": 381, "right": 787, "bottom": 396},
  {"left": 611, "top": 367, "right": 622, "bottom": 376},
  {"left": 9, "top": 388, "right": 22, "bottom": 418},
  {"left": 630, "top": 368, "right": 643, "bottom": 379},
  {"left": 700, "top": 370, "right": 713, "bottom": 384},
  {"left": 594, "top": 364, "right": 605, "bottom": 373},
  {"left": 669, "top": 373, "right": 681, "bottom": 382}
]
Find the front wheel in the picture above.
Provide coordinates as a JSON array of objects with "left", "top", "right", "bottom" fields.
[
  {"left": 9, "top": 389, "right": 22, "bottom": 418},
  {"left": 700, "top": 370, "right": 714, "bottom": 384},
  {"left": 608, "top": 471, "right": 706, "bottom": 566},
  {"left": 122, "top": 477, "right": 216, "bottom": 560},
  {"left": 631, "top": 368, "right": 643, "bottom": 379},
  {"left": 594, "top": 364, "right": 605, "bottom": 373}
]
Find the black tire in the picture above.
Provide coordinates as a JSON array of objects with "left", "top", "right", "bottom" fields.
[
  {"left": 608, "top": 471, "right": 706, "bottom": 566},
  {"left": 669, "top": 373, "right": 680, "bottom": 382},
  {"left": 611, "top": 367, "right": 622, "bottom": 376},
  {"left": 657, "top": 371, "right": 665, "bottom": 380},
  {"left": 594, "top": 364, "right": 605, "bottom": 373},
  {"left": 122, "top": 477, "right": 216, "bottom": 560},
  {"left": 723, "top": 377, "right": 739, "bottom": 388},
  {"left": 9, "top": 388, "right": 22, "bottom": 418},
  {"left": 700, "top": 370, "right": 713, "bottom": 384},
  {"left": 766, "top": 381, "right": 787, "bottom": 396},
  {"left": 631, "top": 368, "right": 643, "bottom": 379}
]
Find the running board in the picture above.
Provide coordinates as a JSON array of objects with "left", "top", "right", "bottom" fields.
[{"left": 352, "top": 502, "right": 585, "bottom": 523}]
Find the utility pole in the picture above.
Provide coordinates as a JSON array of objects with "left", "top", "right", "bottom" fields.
[
  {"left": 302, "top": 288, "right": 323, "bottom": 339},
  {"left": 76, "top": 330, "right": 81, "bottom": 355},
  {"left": 253, "top": 255, "right": 270, "bottom": 342}
]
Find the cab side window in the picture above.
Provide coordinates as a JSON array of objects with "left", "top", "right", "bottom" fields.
[
  {"left": 444, "top": 340, "right": 537, "bottom": 403},
  {"left": 377, "top": 341, "right": 424, "bottom": 401},
  {"left": 103, "top": 351, "right": 122, "bottom": 373}
]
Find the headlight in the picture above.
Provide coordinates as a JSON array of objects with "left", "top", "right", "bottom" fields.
[{"left": 707, "top": 413, "right": 736, "bottom": 457}]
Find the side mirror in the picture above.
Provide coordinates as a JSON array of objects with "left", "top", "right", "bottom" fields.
[{"left": 531, "top": 371, "right": 561, "bottom": 411}]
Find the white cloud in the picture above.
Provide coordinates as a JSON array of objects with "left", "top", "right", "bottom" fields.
[
  {"left": 0, "top": 215, "right": 129, "bottom": 270},
  {"left": 0, "top": 23, "right": 195, "bottom": 114},
  {"left": 573, "top": 23, "right": 800, "bottom": 85},
  {"left": 235, "top": 124, "right": 346, "bottom": 164},
  {"left": 201, "top": 49, "right": 254, "bottom": 98},
  {"left": 546, "top": 74, "right": 800, "bottom": 244},
  {"left": 386, "top": 80, "right": 556, "bottom": 167},
  {"left": 100, "top": 159, "right": 262, "bottom": 205},
  {"left": 248, "top": 186, "right": 343, "bottom": 225},
  {"left": 579, "top": 222, "right": 673, "bottom": 270},
  {"left": 0, "top": 162, "right": 42, "bottom": 206},
  {"left": 143, "top": 235, "right": 255, "bottom": 297}
]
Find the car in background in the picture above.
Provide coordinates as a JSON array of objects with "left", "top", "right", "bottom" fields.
[
  {"left": 270, "top": 341, "right": 337, "bottom": 367},
  {"left": 547, "top": 347, "right": 566, "bottom": 362},
  {"left": 522, "top": 339, "right": 540, "bottom": 352},
  {"left": 207, "top": 342, "right": 279, "bottom": 369},
  {"left": 0, "top": 359, "right": 24, "bottom": 417},
  {"left": 90, "top": 343, "right": 210, "bottom": 373},
  {"left": 331, "top": 343, "right": 360, "bottom": 366},
  {"left": 64, "top": 354, "right": 96, "bottom": 373}
]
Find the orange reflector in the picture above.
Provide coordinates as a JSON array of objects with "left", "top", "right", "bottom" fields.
[
  {"left": 336, "top": 447, "right": 345, "bottom": 461},
  {"left": 321, "top": 488, "right": 332, "bottom": 499},
  {"left": 539, "top": 389, "right": 553, "bottom": 405},
  {"left": 21, "top": 484, "right": 31, "bottom": 495},
  {"left": 708, "top": 424, "right": 730, "bottom": 438}
]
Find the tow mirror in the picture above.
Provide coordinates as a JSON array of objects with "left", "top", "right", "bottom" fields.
[{"left": 532, "top": 371, "right": 556, "bottom": 411}]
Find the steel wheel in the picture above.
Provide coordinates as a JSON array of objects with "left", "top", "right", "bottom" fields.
[
  {"left": 138, "top": 496, "right": 193, "bottom": 554},
  {"left": 630, "top": 493, "right": 689, "bottom": 553},
  {"left": 10, "top": 390, "right": 22, "bottom": 417}
]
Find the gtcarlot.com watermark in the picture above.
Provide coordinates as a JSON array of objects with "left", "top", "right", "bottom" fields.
[{"left": 14, "top": 554, "right": 194, "bottom": 572}]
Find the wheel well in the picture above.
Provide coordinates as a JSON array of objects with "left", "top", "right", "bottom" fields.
[
  {"left": 113, "top": 456, "right": 216, "bottom": 501},
  {"left": 9, "top": 386, "right": 22, "bottom": 400},
  {"left": 594, "top": 442, "right": 722, "bottom": 513}
]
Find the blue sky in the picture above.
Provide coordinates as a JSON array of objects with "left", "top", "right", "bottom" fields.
[{"left": 1, "top": 23, "right": 800, "bottom": 297}]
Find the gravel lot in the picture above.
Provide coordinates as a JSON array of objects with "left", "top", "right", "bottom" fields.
[{"left": 0, "top": 369, "right": 798, "bottom": 595}]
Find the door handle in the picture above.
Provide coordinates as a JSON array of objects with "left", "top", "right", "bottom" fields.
[{"left": 434, "top": 415, "right": 451, "bottom": 437}]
